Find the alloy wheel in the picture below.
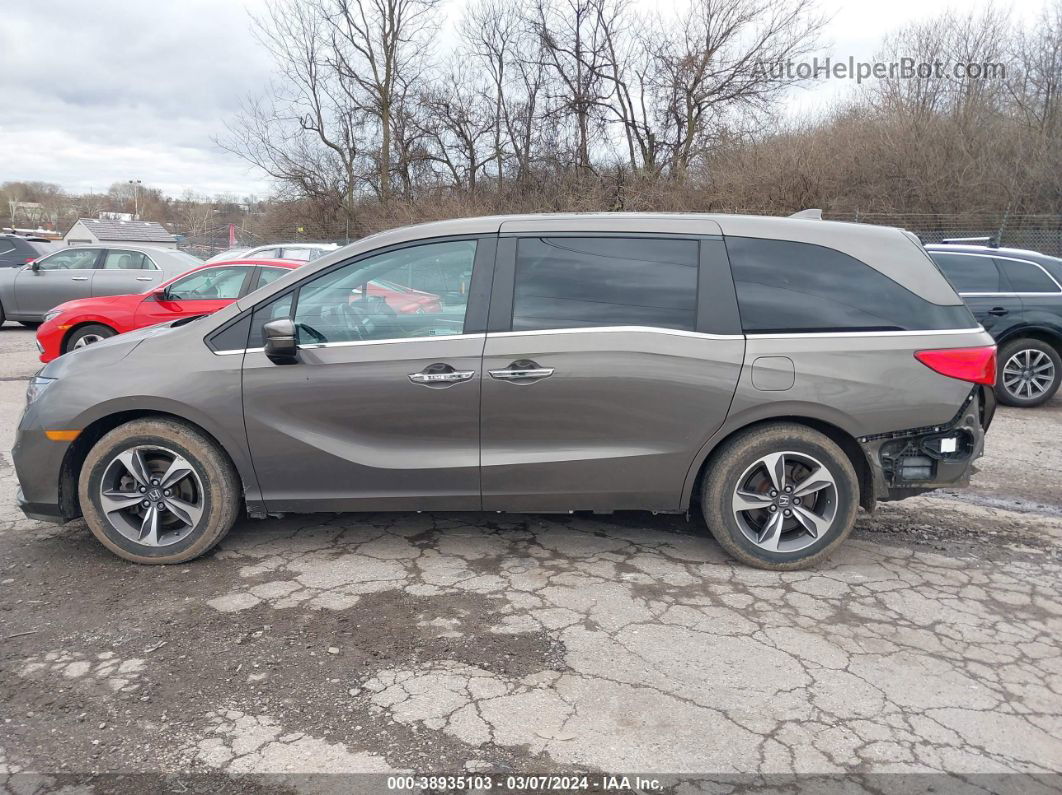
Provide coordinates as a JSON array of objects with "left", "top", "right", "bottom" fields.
[
  {"left": 73, "top": 333, "right": 106, "bottom": 349},
  {"left": 98, "top": 445, "right": 204, "bottom": 547},
  {"left": 1002, "top": 349, "right": 1056, "bottom": 401},
  {"left": 731, "top": 451, "right": 838, "bottom": 553}
]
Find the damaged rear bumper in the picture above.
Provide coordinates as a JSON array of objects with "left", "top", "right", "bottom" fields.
[{"left": 860, "top": 385, "right": 995, "bottom": 503}]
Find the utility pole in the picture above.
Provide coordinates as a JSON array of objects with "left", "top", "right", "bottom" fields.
[{"left": 128, "top": 179, "right": 142, "bottom": 219}]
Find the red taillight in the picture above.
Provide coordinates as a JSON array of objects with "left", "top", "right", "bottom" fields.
[{"left": 915, "top": 346, "right": 997, "bottom": 386}]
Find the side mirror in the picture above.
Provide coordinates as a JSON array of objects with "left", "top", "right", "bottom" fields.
[
  {"left": 152, "top": 286, "right": 168, "bottom": 299},
  {"left": 263, "top": 318, "right": 298, "bottom": 364},
  {"left": 29, "top": 260, "right": 40, "bottom": 272}
]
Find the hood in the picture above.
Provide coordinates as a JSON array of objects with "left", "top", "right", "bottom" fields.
[
  {"left": 40, "top": 319, "right": 193, "bottom": 378},
  {"left": 50, "top": 293, "right": 140, "bottom": 316}
]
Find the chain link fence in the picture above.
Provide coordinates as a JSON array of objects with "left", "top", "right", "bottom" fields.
[
  {"left": 826, "top": 212, "right": 1062, "bottom": 257},
  {"left": 176, "top": 213, "right": 1062, "bottom": 260}
]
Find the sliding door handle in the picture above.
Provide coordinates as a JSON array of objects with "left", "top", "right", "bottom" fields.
[{"left": 489, "top": 360, "right": 554, "bottom": 381}]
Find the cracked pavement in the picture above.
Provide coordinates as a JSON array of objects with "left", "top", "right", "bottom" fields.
[{"left": 1, "top": 324, "right": 1061, "bottom": 790}]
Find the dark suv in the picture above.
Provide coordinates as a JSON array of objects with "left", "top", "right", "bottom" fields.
[
  {"left": 15, "top": 213, "right": 996, "bottom": 570},
  {"left": 0, "top": 234, "right": 57, "bottom": 268},
  {"left": 927, "top": 243, "right": 1062, "bottom": 407}
]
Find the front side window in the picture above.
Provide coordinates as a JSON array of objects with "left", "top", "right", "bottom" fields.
[
  {"left": 997, "top": 259, "right": 1060, "bottom": 293},
  {"left": 930, "top": 253, "right": 1001, "bottom": 293},
  {"left": 730, "top": 238, "right": 975, "bottom": 333},
  {"left": 166, "top": 266, "right": 250, "bottom": 300},
  {"left": 512, "top": 237, "right": 698, "bottom": 332},
  {"left": 102, "top": 250, "right": 149, "bottom": 270},
  {"left": 37, "top": 248, "right": 100, "bottom": 270},
  {"left": 258, "top": 239, "right": 476, "bottom": 346}
]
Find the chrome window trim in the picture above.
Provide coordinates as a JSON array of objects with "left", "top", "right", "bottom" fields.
[
  {"left": 930, "top": 250, "right": 1062, "bottom": 295},
  {"left": 487, "top": 326, "right": 744, "bottom": 341},
  {"left": 746, "top": 328, "right": 984, "bottom": 339},
  {"left": 212, "top": 325, "right": 987, "bottom": 353}
]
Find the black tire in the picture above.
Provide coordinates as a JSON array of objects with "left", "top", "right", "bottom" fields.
[
  {"left": 995, "top": 338, "right": 1061, "bottom": 408},
  {"left": 64, "top": 323, "right": 116, "bottom": 353},
  {"left": 701, "top": 423, "right": 859, "bottom": 571},
  {"left": 19, "top": 320, "right": 41, "bottom": 329},
  {"left": 78, "top": 418, "right": 241, "bottom": 564}
]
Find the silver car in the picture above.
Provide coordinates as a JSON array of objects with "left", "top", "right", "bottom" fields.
[
  {"left": 203, "top": 243, "right": 338, "bottom": 264},
  {"left": 0, "top": 245, "right": 202, "bottom": 324},
  {"left": 13, "top": 213, "right": 996, "bottom": 570}
]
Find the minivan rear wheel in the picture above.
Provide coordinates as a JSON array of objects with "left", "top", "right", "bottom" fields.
[
  {"left": 78, "top": 418, "right": 241, "bottom": 564},
  {"left": 996, "top": 338, "right": 1060, "bottom": 408},
  {"left": 701, "top": 423, "right": 859, "bottom": 570}
]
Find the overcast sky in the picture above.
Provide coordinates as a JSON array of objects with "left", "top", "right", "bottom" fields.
[{"left": 0, "top": 0, "right": 1048, "bottom": 199}]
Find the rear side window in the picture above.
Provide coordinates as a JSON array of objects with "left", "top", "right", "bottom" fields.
[
  {"left": 996, "top": 258, "right": 1060, "bottom": 293},
  {"left": 512, "top": 237, "right": 698, "bottom": 332},
  {"left": 930, "top": 253, "right": 1001, "bottom": 292},
  {"left": 728, "top": 238, "right": 974, "bottom": 333}
]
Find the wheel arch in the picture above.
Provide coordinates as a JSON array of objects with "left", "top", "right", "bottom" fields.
[
  {"left": 685, "top": 415, "right": 875, "bottom": 515},
  {"left": 58, "top": 409, "right": 253, "bottom": 521},
  {"left": 60, "top": 321, "right": 119, "bottom": 354},
  {"left": 996, "top": 326, "right": 1062, "bottom": 358}
]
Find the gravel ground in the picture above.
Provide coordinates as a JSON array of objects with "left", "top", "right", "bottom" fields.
[{"left": 1, "top": 323, "right": 1060, "bottom": 792}]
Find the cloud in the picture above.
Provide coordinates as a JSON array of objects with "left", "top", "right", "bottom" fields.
[{"left": 0, "top": 0, "right": 276, "bottom": 197}]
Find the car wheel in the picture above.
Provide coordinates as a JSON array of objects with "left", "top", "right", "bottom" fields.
[
  {"left": 701, "top": 423, "right": 859, "bottom": 570},
  {"left": 19, "top": 320, "right": 40, "bottom": 329},
  {"left": 78, "top": 418, "right": 241, "bottom": 564},
  {"left": 65, "top": 324, "right": 116, "bottom": 352},
  {"left": 996, "top": 338, "right": 1061, "bottom": 408}
]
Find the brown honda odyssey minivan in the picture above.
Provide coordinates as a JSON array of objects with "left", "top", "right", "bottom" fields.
[{"left": 15, "top": 213, "right": 996, "bottom": 570}]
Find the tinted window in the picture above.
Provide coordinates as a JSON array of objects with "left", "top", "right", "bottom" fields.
[
  {"left": 729, "top": 238, "right": 975, "bottom": 333},
  {"left": 37, "top": 248, "right": 100, "bottom": 270},
  {"left": 290, "top": 240, "right": 476, "bottom": 344},
  {"left": 930, "top": 253, "right": 1001, "bottom": 292},
  {"left": 997, "top": 258, "right": 1059, "bottom": 293},
  {"left": 256, "top": 266, "right": 289, "bottom": 290},
  {"left": 102, "top": 251, "right": 149, "bottom": 270},
  {"left": 512, "top": 237, "right": 698, "bottom": 332},
  {"left": 208, "top": 314, "right": 252, "bottom": 352},
  {"left": 167, "top": 266, "right": 249, "bottom": 300}
]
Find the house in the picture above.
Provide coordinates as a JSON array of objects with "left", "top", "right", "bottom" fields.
[{"left": 63, "top": 218, "right": 177, "bottom": 249}]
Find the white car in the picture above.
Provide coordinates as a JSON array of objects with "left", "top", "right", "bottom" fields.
[{"left": 203, "top": 243, "right": 338, "bottom": 264}]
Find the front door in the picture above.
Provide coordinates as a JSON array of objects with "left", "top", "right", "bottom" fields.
[
  {"left": 134, "top": 265, "right": 252, "bottom": 327},
  {"left": 480, "top": 234, "right": 745, "bottom": 513},
  {"left": 13, "top": 247, "right": 101, "bottom": 316},
  {"left": 242, "top": 238, "right": 493, "bottom": 512}
]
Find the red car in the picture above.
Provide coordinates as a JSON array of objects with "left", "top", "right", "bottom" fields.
[
  {"left": 37, "top": 258, "right": 446, "bottom": 363},
  {"left": 37, "top": 259, "right": 301, "bottom": 363}
]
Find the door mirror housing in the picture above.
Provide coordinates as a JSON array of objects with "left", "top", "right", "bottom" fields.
[
  {"left": 263, "top": 318, "right": 298, "bottom": 364},
  {"left": 29, "top": 260, "right": 40, "bottom": 271},
  {"left": 152, "top": 285, "right": 169, "bottom": 300}
]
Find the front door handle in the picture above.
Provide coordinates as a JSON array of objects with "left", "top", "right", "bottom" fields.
[
  {"left": 408, "top": 369, "right": 475, "bottom": 385},
  {"left": 71, "top": 276, "right": 89, "bottom": 281},
  {"left": 489, "top": 360, "right": 554, "bottom": 381},
  {"left": 987, "top": 306, "right": 1009, "bottom": 316}
]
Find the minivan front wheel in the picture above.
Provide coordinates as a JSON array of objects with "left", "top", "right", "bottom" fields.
[
  {"left": 702, "top": 424, "right": 858, "bottom": 570},
  {"left": 79, "top": 418, "right": 240, "bottom": 564}
]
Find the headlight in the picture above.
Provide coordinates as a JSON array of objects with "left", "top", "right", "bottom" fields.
[
  {"left": 26, "top": 376, "right": 57, "bottom": 405},
  {"left": 43, "top": 309, "right": 63, "bottom": 324}
]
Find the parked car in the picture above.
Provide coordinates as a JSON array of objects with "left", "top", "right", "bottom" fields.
[
  {"left": 0, "top": 234, "right": 58, "bottom": 268},
  {"left": 0, "top": 245, "right": 202, "bottom": 327},
  {"left": 926, "top": 242, "right": 1062, "bottom": 407},
  {"left": 35, "top": 259, "right": 302, "bottom": 362},
  {"left": 14, "top": 213, "right": 995, "bottom": 570},
  {"left": 203, "top": 243, "right": 339, "bottom": 264}
]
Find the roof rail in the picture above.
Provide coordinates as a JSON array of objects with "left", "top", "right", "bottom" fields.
[
  {"left": 940, "top": 236, "right": 998, "bottom": 248},
  {"left": 788, "top": 209, "right": 822, "bottom": 220}
]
